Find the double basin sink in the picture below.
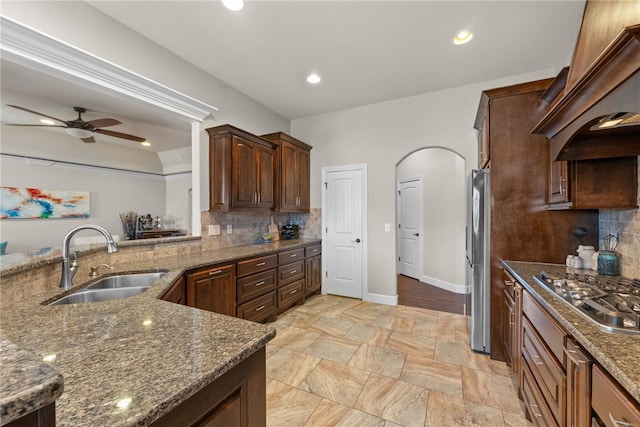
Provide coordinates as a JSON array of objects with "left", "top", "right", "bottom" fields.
[{"left": 49, "top": 271, "right": 166, "bottom": 305}]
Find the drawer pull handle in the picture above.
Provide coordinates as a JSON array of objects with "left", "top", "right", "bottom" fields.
[
  {"left": 290, "top": 289, "right": 297, "bottom": 294},
  {"left": 290, "top": 270, "right": 297, "bottom": 274},
  {"left": 531, "top": 354, "right": 544, "bottom": 366},
  {"left": 290, "top": 254, "right": 297, "bottom": 257},
  {"left": 208, "top": 270, "right": 223, "bottom": 275},
  {"left": 255, "top": 305, "right": 266, "bottom": 312},
  {"left": 256, "top": 262, "right": 266, "bottom": 266},
  {"left": 609, "top": 413, "right": 635, "bottom": 427},
  {"left": 530, "top": 403, "right": 543, "bottom": 418},
  {"left": 563, "top": 347, "right": 587, "bottom": 365},
  {"left": 504, "top": 280, "right": 513, "bottom": 287},
  {"left": 255, "top": 281, "right": 265, "bottom": 286}
]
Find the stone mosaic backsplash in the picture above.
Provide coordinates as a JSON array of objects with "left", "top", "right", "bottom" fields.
[{"left": 599, "top": 156, "right": 640, "bottom": 279}]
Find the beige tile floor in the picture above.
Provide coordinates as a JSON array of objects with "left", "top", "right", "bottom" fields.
[{"left": 265, "top": 294, "right": 533, "bottom": 427}]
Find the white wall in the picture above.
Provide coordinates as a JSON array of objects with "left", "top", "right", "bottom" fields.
[
  {"left": 165, "top": 173, "right": 192, "bottom": 234},
  {"left": 396, "top": 148, "right": 466, "bottom": 293},
  {"left": 292, "top": 68, "right": 557, "bottom": 300},
  {"left": 0, "top": 155, "right": 166, "bottom": 253}
]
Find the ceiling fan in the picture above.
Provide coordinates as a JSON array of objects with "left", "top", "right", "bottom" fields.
[{"left": 5, "top": 105, "right": 146, "bottom": 143}]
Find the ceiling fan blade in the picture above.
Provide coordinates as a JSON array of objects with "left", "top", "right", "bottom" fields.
[
  {"left": 7, "top": 104, "right": 68, "bottom": 124},
  {"left": 5, "top": 124, "right": 65, "bottom": 128},
  {"left": 95, "top": 128, "right": 146, "bottom": 142},
  {"left": 81, "top": 136, "right": 96, "bottom": 143},
  {"left": 86, "top": 118, "right": 121, "bottom": 128}
]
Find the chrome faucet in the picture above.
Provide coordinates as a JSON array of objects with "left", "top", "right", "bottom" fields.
[{"left": 59, "top": 225, "right": 119, "bottom": 290}]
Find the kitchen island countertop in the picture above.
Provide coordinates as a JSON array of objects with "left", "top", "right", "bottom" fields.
[
  {"left": 0, "top": 239, "right": 319, "bottom": 426},
  {"left": 502, "top": 260, "right": 640, "bottom": 403}
]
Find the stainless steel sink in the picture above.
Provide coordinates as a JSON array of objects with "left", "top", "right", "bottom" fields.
[
  {"left": 48, "top": 271, "right": 167, "bottom": 305},
  {"left": 49, "top": 286, "right": 150, "bottom": 305},
  {"left": 85, "top": 272, "right": 166, "bottom": 290}
]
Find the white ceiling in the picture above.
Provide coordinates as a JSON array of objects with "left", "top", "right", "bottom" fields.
[{"left": 1, "top": 1, "right": 586, "bottom": 152}]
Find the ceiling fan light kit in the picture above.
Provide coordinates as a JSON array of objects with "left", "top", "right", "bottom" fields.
[{"left": 5, "top": 104, "right": 146, "bottom": 144}]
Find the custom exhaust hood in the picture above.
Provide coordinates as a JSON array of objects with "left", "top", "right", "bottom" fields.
[{"left": 532, "top": 23, "right": 640, "bottom": 161}]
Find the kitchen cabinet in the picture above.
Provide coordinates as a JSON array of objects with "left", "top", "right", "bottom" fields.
[
  {"left": 521, "top": 290, "right": 567, "bottom": 427},
  {"left": 207, "top": 125, "right": 276, "bottom": 211},
  {"left": 161, "top": 275, "right": 186, "bottom": 305},
  {"left": 277, "top": 248, "right": 305, "bottom": 312},
  {"left": 261, "top": 132, "right": 312, "bottom": 212},
  {"left": 4, "top": 404, "right": 55, "bottom": 427},
  {"left": 547, "top": 156, "right": 638, "bottom": 210},
  {"left": 564, "top": 339, "right": 592, "bottom": 427},
  {"left": 473, "top": 79, "right": 599, "bottom": 361},
  {"left": 150, "top": 347, "right": 266, "bottom": 427},
  {"left": 502, "top": 269, "right": 522, "bottom": 385},
  {"left": 236, "top": 254, "right": 278, "bottom": 323},
  {"left": 592, "top": 363, "right": 640, "bottom": 427},
  {"left": 477, "top": 115, "right": 489, "bottom": 168},
  {"left": 304, "top": 244, "right": 322, "bottom": 296},
  {"left": 186, "top": 264, "right": 236, "bottom": 317}
]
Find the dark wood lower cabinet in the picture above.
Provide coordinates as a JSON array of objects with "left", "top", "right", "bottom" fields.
[
  {"left": 186, "top": 264, "right": 236, "bottom": 317},
  {"left": 4, "top": 404, "right": 56, "bottom": 427},
  {"left": 161, "top": 275, "right": 186, "bottom": 305},
  {"left": 564, "top": 339, "right": 592, "bottom": 427},
  {"left": 151, "top": 347, "right": 266, "bottom": 427}
]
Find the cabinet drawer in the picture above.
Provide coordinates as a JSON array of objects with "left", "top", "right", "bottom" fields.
[
  {"left": 236, "top": 269, "right": 277, "bottom": 304},
  {"left": 278, "top": 260, "right": 304, "bottom": 285},
  {"left": 278, "top": 248, "right": 304, "bottom": 264},
  {"left": 522, "top": 317, "right": 566, "bottom": 426},
  {"left": 522, "top": 361, "right": 559, "bottom": 427},
  {"left": 237, "top": 254, "right": 277, "bottom": 277},
  {"left": 237, "top": 291, "right": 277, "bottom": 323},
  {"left": 305, "top": 244, "right": 321, "bottom": 258},
  {"left": 592, "top": 364, "right": 640, "bottom": 427},
  {"left": 523, "top": 291, "right": 567, "bottom": 364},
  {"left": 278, "top": 279, "right": 304, "bottom": 310}
]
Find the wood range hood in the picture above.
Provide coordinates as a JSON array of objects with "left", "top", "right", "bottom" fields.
[{"left": 532, "top": 12, "right": 640, "bottom": 162}]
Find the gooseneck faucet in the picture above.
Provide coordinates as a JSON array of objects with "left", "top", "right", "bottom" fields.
[{"left": 59, "top": 225, "right": 119, "bottom": 290}]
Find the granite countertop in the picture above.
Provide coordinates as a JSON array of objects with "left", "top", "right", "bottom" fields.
[
  {"left": 502, "top": 260, "right": 640, "bottom": 403},
  {"left": 0, "top": 239, "right": 319, "bottom": 426}
]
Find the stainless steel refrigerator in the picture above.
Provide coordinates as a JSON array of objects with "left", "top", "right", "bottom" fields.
[{"left": 466, "top": 169, "right": 490, "bottom": 353}]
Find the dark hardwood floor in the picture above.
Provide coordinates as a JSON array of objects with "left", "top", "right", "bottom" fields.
[{"left": 397, "top": 274, "right": 470, "bottom": 315}]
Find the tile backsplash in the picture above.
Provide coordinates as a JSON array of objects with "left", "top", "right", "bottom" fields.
[
  {"left": 201, "top": 208, "right": 321, "bottom": 250},
  {"left": 599, "top": 156, "right": 640, "bottom": 279}
]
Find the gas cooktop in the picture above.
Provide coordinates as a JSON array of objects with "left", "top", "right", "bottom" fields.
[{"left": 533, "top": 271, "right": 640, "bottom": 335}]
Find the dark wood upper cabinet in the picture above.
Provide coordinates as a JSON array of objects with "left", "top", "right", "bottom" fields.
[
  {"left": 261, "top": 132, "right": 312, "bottom": 212},
  {"left": 207, "top": 125, "right": 276, "bottom": 211}
]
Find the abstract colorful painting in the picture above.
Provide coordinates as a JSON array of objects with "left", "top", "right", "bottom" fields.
[{"left": 0, "top": 187, "right": 90, "bottom": 219}]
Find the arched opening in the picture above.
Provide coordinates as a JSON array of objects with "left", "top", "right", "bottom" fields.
[{"left": 395, "top": 147, "right": 468, "bottom": 314}]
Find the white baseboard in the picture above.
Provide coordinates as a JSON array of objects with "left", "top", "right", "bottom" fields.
[
  {"left": 364, "top": 292, "right": 398, "bottom": 306},
  {"left": 421, "top": 274, "right": 468, "bottom": 294}
]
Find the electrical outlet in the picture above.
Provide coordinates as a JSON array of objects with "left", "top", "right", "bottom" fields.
[
  {"left": 384, "top": 223, "right": 391, "bottom": 232},
  {"left": 226, "top": 224, "right": 233, "bottom": 234},
  {"left": 209, "top": 224, "right": 221, "bottom": 236}
]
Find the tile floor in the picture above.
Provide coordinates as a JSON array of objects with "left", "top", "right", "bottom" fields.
[{"left": 265, "top": 294, "right": 532, "bottom": 427}]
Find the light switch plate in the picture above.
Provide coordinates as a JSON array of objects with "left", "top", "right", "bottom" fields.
[
  {"left": 209, "top": 224, "right": 221, "bottom": 236},
  {"left": 226, "top": 224, "right": 233, "bottom": 234}
]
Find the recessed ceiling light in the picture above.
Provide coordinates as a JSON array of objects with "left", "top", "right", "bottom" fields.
[
  {"left": 141, "top": 141, "right": 151, "bottom": 147},
  {"left": 40, "top": 119, "right": 56, "bottom": 125},
  {"left": 306, "top": 73, "right": 321, "bottom": 84},
  {"left": 222, "top": 0, "right": 244, "bottom": 11},
  {"left": 454, "top": 30, "right": 473, "bottom": 45}
]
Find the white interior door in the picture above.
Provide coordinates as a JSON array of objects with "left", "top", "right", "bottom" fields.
[
  {"left": 397, "top": 178, "right": 422, "bottom": 279},
  {"left": 322, "top": 165, "right": 366, "bottom": 299}
]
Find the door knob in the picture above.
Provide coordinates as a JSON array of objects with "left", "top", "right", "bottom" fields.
[
  {"left": 352, "top": 238, "right": 361, "bottom": 243},
  {"left": 413, "top": 233, "right": 419, "bottom": 237}
]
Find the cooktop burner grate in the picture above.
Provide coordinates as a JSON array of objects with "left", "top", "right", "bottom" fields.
[{"left": 534, "top": 271, "right": 640, "bottom": 335}]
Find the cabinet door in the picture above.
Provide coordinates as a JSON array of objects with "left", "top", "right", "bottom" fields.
[
  {"left": 187, "top": 264, "right": 236, "bottom": 317},
  {"left": 162, "top": 276, "right": 186, "bottom": 305},
  {"left": 255, "top": 144, "right": 275, "bottom": 209},
  {"left": 280, "top": 142, "right": 299, "bottom": 210},
  {"left": 549, "top": 160, "right": 570, "bottom": 204},
  {"left": 297, "top": 148, "right": 310, "bottom": 210},
  {"left": 478, "top": 116, "right": 489, "bottom": 168},
  {"left": 232, "top": 136, "right": 257, "bottom": 208},
  {"left": 504, "top": 289, "right": 515, "bottom": 367},
  {"left": 564, "top": 339, "right": 592, "bottom": 427}
]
